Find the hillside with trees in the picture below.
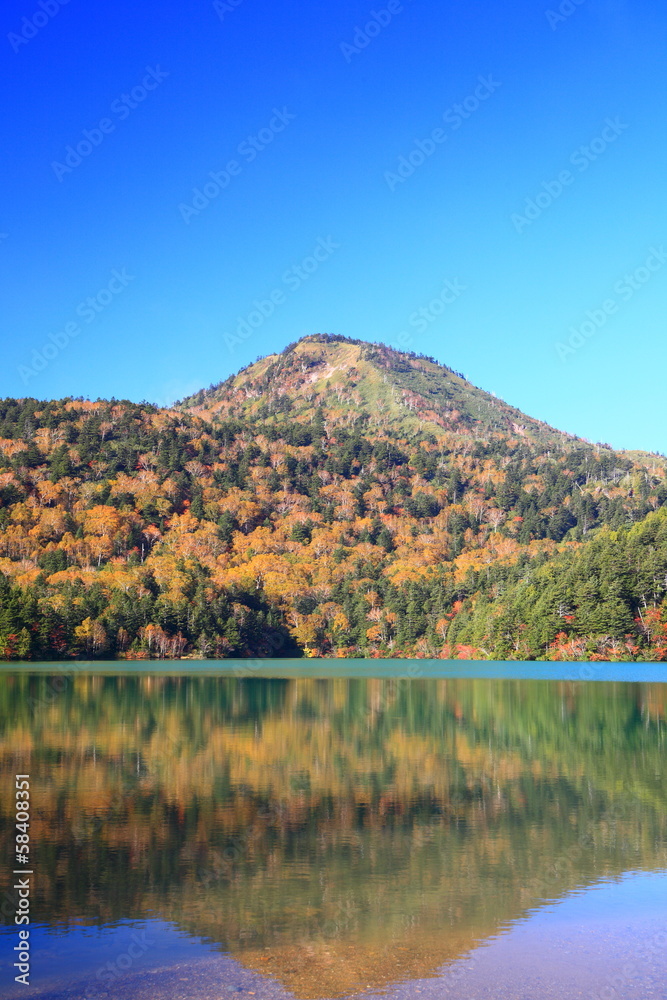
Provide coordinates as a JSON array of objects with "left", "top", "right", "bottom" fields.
[{"left": 1, "top": 334, "right": 666, "bottom": 660}]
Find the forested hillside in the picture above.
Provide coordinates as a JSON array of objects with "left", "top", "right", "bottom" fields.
[{"left": 1, "top": 334, "right": 666, "bottom": 660}]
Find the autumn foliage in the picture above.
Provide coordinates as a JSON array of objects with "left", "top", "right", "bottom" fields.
[{"left": 1, "top": 335, "right": 667, "bottom": 660}]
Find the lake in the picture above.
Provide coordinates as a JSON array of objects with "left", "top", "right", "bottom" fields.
[{"left": 0, "top": 662, "right": 666, "bottom": 999}]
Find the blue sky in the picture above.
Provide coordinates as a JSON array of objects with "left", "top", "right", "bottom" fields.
[{"left": 1, "top": 0, "right": 665, "bottom": 452}]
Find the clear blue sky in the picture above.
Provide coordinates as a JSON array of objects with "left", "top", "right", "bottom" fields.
[{"left": 1, "top": 0, "right": 665, "bottom": 452}]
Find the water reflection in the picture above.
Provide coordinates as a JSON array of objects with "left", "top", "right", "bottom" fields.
[{"left": 0, "top": 675, "right": 666, "bottom": 998}]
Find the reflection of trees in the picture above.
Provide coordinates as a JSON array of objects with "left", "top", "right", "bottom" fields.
[{"left": 0, "top": 676, "right": 666, "bottom": 997}]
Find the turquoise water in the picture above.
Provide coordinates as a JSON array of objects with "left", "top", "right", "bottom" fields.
[{"left": 1, "top": 658, "right": 666, "bottom": 681}]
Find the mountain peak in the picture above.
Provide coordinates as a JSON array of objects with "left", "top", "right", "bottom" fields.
[{"left": 180, "top": 334, "right": 572, "bottom": 448}]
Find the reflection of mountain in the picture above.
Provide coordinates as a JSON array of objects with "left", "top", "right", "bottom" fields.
[{"left": 1, "top": 676, "right": 666, "bottom": 998}]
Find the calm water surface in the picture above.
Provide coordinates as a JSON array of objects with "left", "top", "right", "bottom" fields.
[{"left": 0, "top": 663, "right": 666, "bottom": 998}]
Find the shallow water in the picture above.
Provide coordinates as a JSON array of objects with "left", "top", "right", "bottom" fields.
[{"left": 0, "top": 667, "right": 666, "bottom": 998}]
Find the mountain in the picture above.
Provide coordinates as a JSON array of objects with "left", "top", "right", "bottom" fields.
[
  {"left": 1, "top": 333, "right": 667, "bottom": 661},
  {"left": 180, "top": 334, "right": 575, "bottom": 448}
]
